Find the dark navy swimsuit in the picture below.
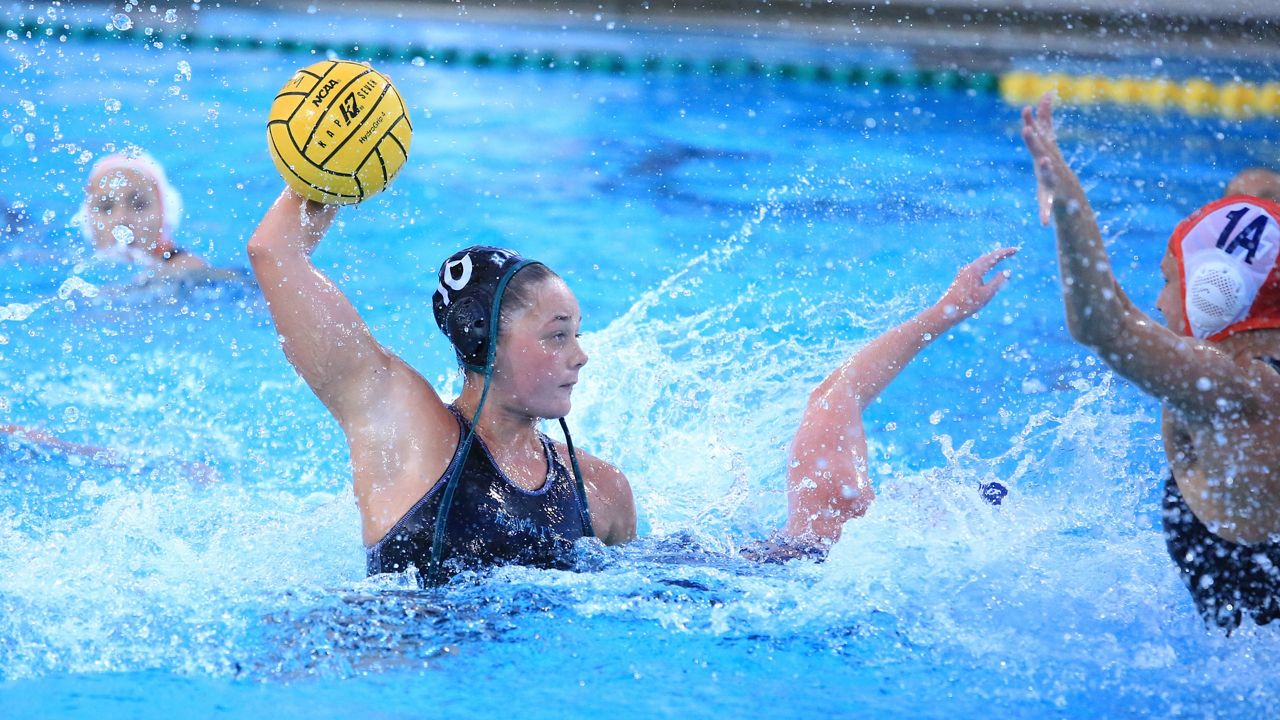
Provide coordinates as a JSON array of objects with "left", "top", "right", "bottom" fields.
[
  {"left": 367, "top": 406, "right": 593, "bottom": 583},
  {"left": 1163, "top": 476, "right": 1280, "bottom": 630},
  {"left": 1161, "top": 357, "right": 1280, "bottom": 631}
]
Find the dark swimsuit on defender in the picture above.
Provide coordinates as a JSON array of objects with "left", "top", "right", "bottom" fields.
[
  {"left": 1161, "top": 357, "right": 1280, "bottom": 631},
  {"left": 367, "top": 406, "right": 593, "bottom": 583}
]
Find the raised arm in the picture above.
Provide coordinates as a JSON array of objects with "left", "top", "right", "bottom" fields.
[
  {"left": 784, "top": 248, "right": 1015, "bottom": 543},
  {"left": 246, "top": 189, "right": 444, "bottom": 426},
  {"left": 1021, "top": 94, "right": 1147, "bottom": 344},
  {"left": 1021, "top": 94, "right": 1275, "bottom": 419}
]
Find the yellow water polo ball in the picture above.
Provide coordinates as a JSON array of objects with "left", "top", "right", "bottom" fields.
[{"left": 267, "top": 59, "right": 413, "bottom": 205}]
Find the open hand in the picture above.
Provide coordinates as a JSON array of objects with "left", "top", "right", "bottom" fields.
[
  {"left": 936, "top": 247, "right": 1018, "bottom": 321},
  {"left": 1021, "top": 92, "right": 1065, "bottom": 226}
]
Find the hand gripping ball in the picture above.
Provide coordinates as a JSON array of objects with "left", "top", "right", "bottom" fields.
[{"left": 267, "top": 59, "right": 413, "bottom": 204}]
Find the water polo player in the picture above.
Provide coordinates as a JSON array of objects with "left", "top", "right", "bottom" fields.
[
  {"left": 78, "top": 151, "right": 210, "bottom": 270},
  {"left": 247, "top": 191, "right": 636, "bottom": 584},
  {"left": 1023, "top": 93, "right": 1280, "bottom": 630}
]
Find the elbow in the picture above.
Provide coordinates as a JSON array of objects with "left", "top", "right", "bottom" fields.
[
  {"left": 246, "top": 233, "right": 273, "bottom": 265},
  {"left": 1063, "top": 301, "right": 1127, "bottom": 352},
  {"left": 806, "top": 382, "right": 866, "bottom": 421},
  {"left": 842, "top": 481, "right": 875, "bottom": 518},
  {"left": 1065, "top": 315, "right": 1103, "bottom": 348}
]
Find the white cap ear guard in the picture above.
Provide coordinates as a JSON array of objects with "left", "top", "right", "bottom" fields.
[
  {"left": 1171, "top": 196, "right": 1280, "bottom": 340},
  {"left": 1185, "top": 259, "right": 1250, "bottom": 339}
]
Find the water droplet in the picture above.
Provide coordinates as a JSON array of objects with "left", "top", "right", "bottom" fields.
[
  {"left": 1196, "top": 376, "right": 1213, "bottom": 391},
  {"left": 111, "top": 224, "right": 135, "bottom": 245},
  {"left": 63, "top": 406, "right": 80, "bottom": 423},
  {"left": 111, "top": 13, "right": 133, "bottom": 31},
  {"left": 176, "top": 60, "right": 191, "bottom": 81},
  {"left": 164, "top": 9, "right": 178, "bottom": 22},
  {"left": 103, "top": 98, "right": 121, "bottom": 113}
]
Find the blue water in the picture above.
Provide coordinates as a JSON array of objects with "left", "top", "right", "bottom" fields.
[{"left": 2, "top": 4, "right": 1279, "bottom": 719}]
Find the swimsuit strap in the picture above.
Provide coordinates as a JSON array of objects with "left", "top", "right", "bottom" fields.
[{"left": 556, "top": 417, "right": 596, "bottom": 539}]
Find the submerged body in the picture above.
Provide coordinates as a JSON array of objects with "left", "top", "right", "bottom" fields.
[{"left": 248, "top": 184, "right": 1015, "bottom": 581}]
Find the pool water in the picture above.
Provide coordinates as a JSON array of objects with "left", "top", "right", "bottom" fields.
[{"left": 2, "top": 5, "right": 1278, "bottom": 718}]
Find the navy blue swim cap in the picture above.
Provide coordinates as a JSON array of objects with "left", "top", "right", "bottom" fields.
[{"left": 433, "top": 246, "right": 536, "bottom": 371}]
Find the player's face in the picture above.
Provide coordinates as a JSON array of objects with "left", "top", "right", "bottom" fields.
[
  {"left": 493, "top": 277, "right": 588, "bottom": 420},
  {"left": 85, "top": 168, "right": 164, "bottom": 254}
]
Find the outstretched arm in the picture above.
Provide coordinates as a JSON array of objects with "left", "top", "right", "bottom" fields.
[
  {"left": 783, "top": 248, "right": 1016, "bottom": 543},
  {"left": 1021, "top": 93, "right": 1275, "bottom": 419},
  {"left": 1, "top": 423, "right": 118, "bottom": 461},
  {"left": 246, "top": 189, "right": 448, "bottom": 428},
  {"left": 0, "top": 424, "right": 219, "bottom": 485}
]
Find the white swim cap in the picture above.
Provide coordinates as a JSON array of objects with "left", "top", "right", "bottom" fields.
[{"left": 1170, "top": 195, "right": 1280, "bottom": 340}]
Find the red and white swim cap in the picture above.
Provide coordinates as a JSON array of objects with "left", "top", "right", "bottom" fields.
[{"left": 1169, "top": 195, "right": 1280, "bottom": 341}]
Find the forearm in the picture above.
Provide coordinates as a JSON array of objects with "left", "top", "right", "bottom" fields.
[
  {"left": 246, "top": 189, "right": 382, "bottom": 413},
  {"left": 813, "top": 302, "right": 952, "bottom": 411},
  {"left": 246, "top": 189, "right": 335, "bottom": 269},
  {"left": 1049, "top": 165, "right": 1133, "bottom": 347},
  {"left": 1, "top": 424, "right": 122, "bottom": 464}
]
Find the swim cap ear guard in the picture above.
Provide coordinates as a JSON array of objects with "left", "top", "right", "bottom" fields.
[
  {"left": 1184, "top": 258, "right": 1249, "bottom": 337},
  {"left": 443, "top": 295, "right": 490, "bottom": 364},
  {"left": 433, "top": 246, "right": 527, "bottom": 372},
  {"left": 425, "top": 245, "right": 595, "bottom": 584},
  {"left": 1170, "top": 196, "right": 1280, "bottom": 341}
]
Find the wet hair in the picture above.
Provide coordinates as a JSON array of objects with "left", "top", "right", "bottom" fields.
[
  {"left": 1225, "top": 168, "right": 1280, "bottom": 203},
  {"left": 465, "top": 263, "right": 560, "bottom": 377},
  {"left": 498, "top": 263, "right": 559, "bottom": 326}
]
